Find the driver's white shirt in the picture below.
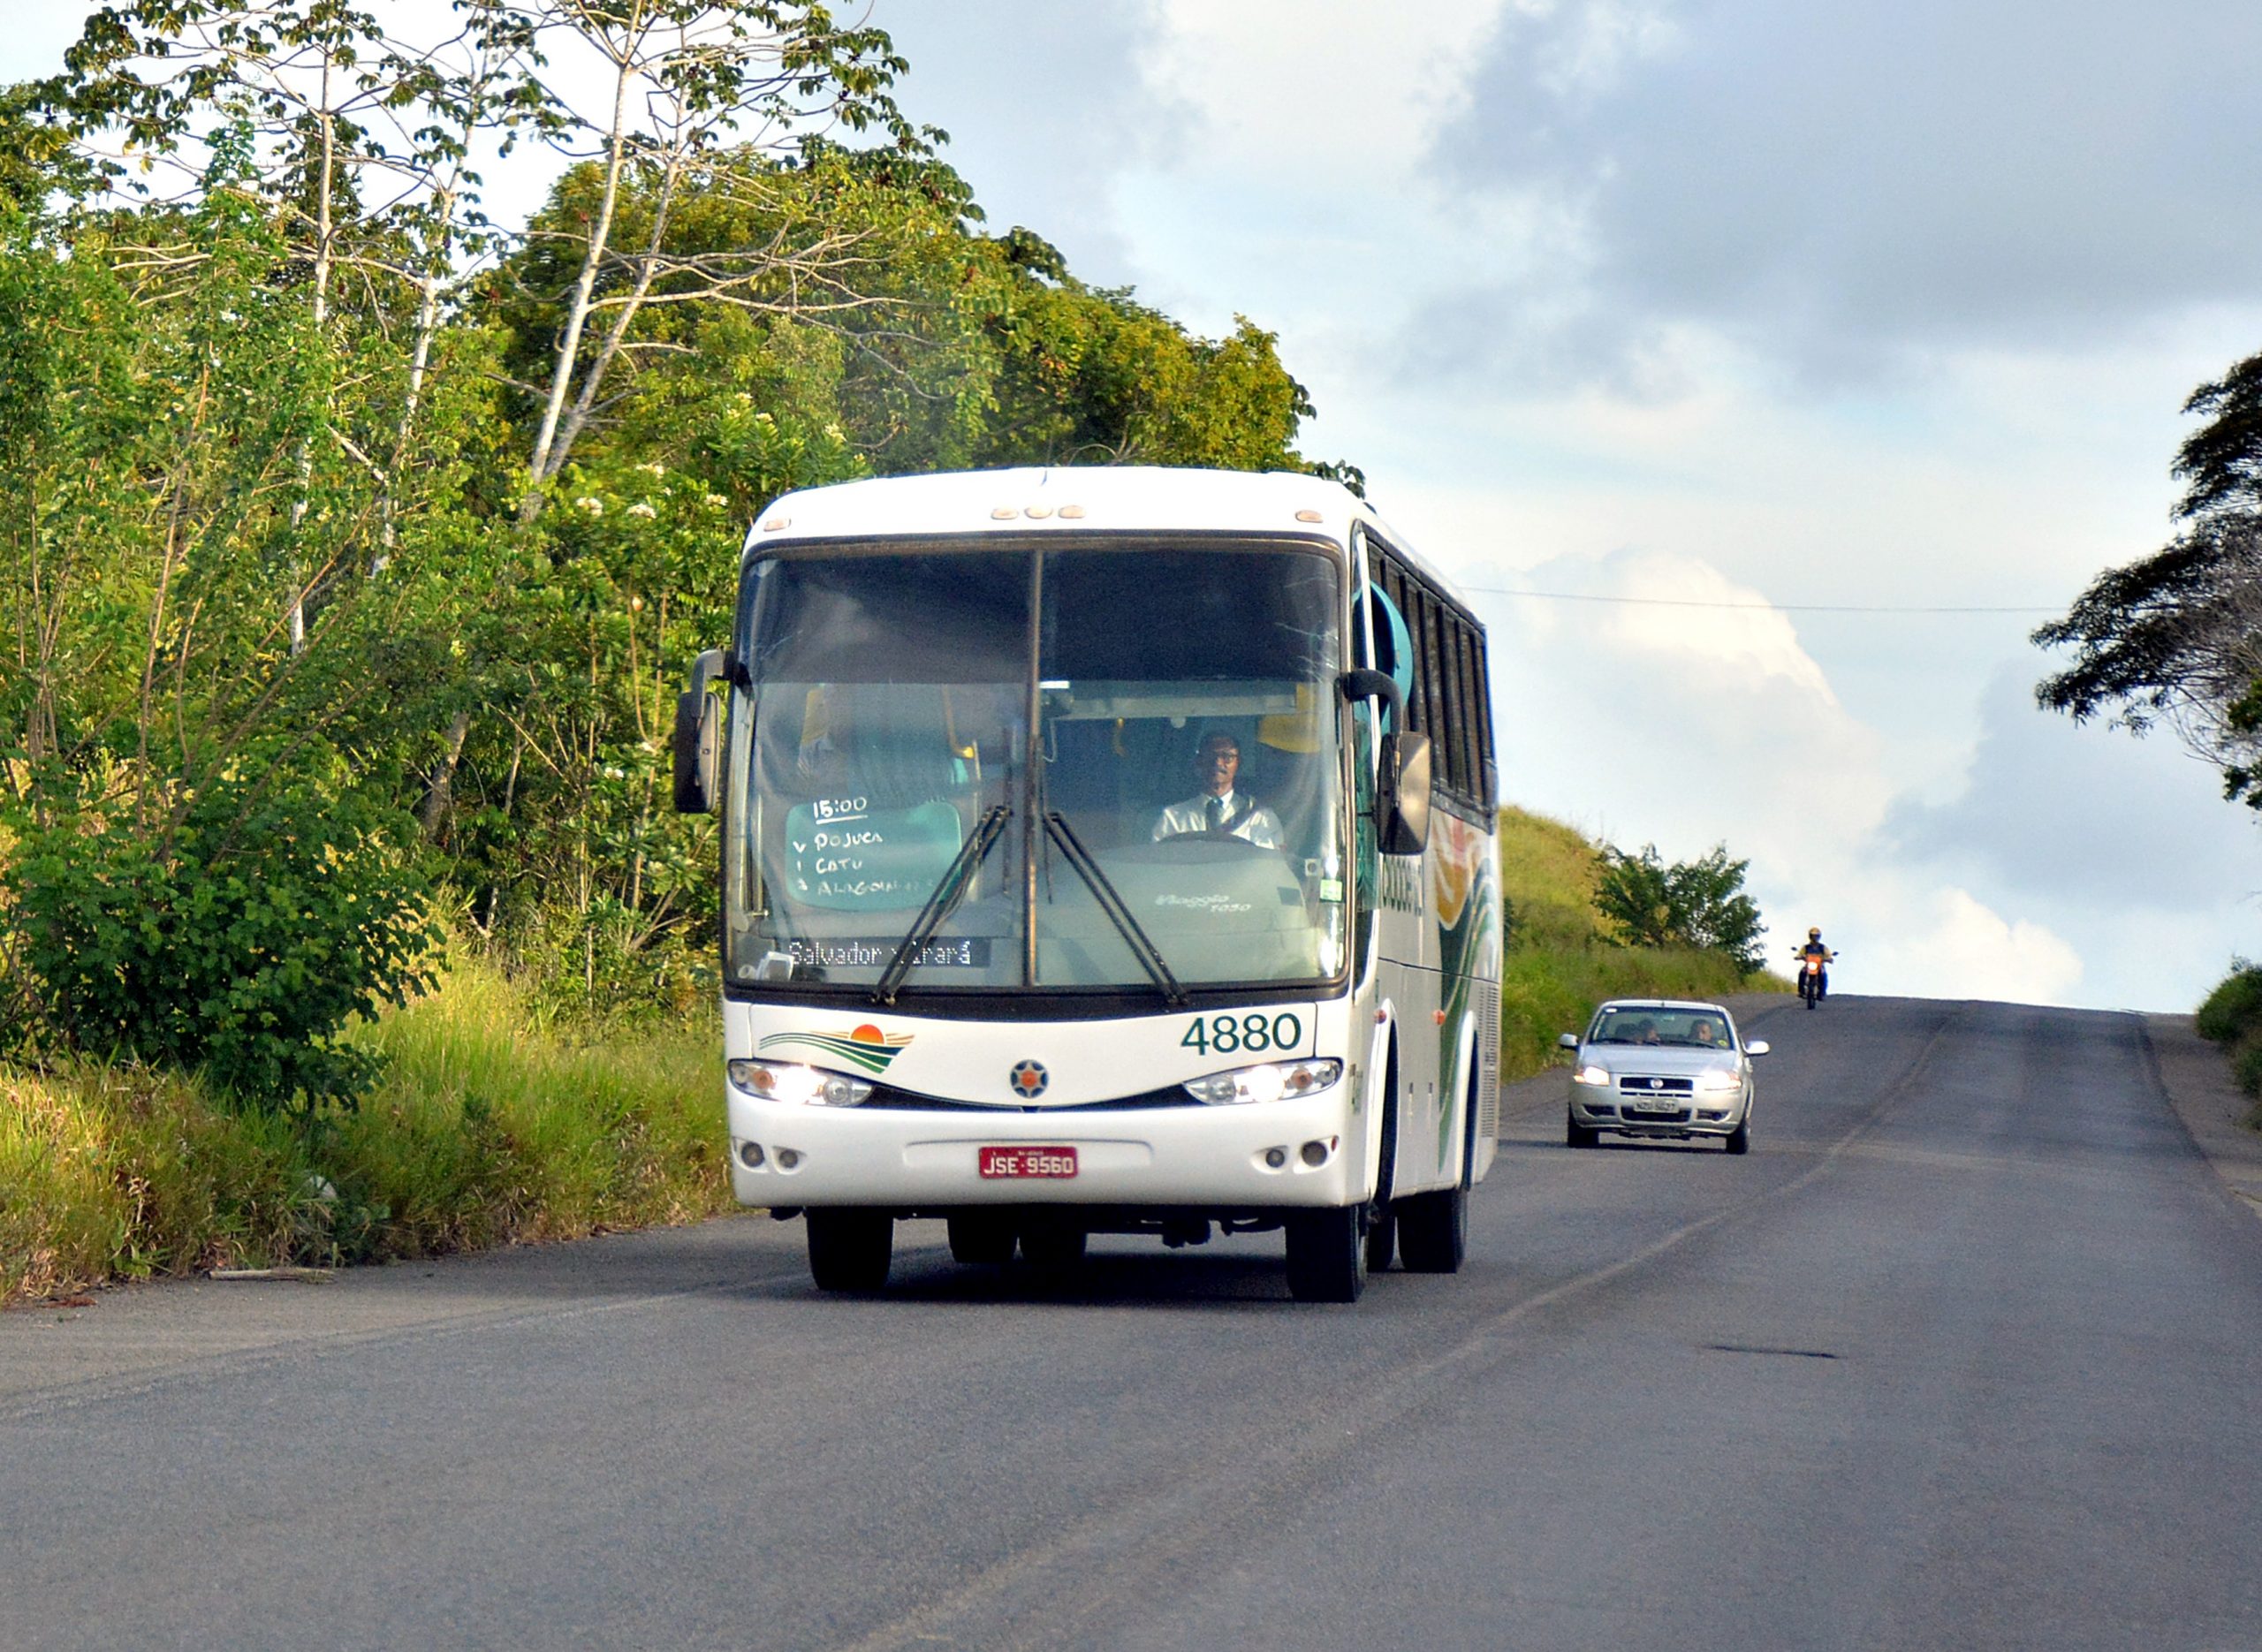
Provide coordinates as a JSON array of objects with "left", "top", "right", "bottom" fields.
[{"left": 1150, "top": 788, "right": 1283, "bottom": 849}]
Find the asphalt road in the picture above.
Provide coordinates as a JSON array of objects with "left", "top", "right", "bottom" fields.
[{"left": 5, "top": 995, "right": 2261, "bottom": 1651}]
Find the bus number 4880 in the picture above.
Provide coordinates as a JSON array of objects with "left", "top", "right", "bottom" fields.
[{"left": 1180, "top": 1012, "right": 1302, "bottom": 1057}]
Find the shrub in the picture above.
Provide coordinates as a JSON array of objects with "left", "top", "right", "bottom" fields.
[
  {"left": 2195, "top": 960, "right": 2262, "bottom": 1044},
  {"left": 6, "top": 761, "right": 441, "bottom": 1112},
  {"left": 1595, "top": 842, "right": 1765, "bottom": 973}
]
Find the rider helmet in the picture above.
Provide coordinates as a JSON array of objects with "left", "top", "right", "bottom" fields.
[{"left": 1808, "top": 927, "right": 1821, "bottom": 939}]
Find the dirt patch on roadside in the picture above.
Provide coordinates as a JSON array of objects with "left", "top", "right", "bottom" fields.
[{"left": 2144, "top": 1012, "right": 2262, "bottom": 1223}]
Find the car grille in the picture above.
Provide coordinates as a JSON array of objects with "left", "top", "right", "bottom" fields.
[
  {"left": 1619, "top": 1105, "right": 1692, "bottom": 1124},
  {"left": 1616, "top": 1076, "right": 1694, "bottom": 1096}
]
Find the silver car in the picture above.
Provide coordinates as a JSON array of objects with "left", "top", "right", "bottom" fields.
[{"left": 1557, "top": 999, "right": 1769, "bottom": 1153}]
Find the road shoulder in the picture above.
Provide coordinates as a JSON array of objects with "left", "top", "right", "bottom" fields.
[{"left": 2145, "top": 1012, "right": 2262, "bottom": 1222}]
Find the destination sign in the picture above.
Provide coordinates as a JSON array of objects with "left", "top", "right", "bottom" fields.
[{"left": 778, "top": 936, "right": 992, "bottom": 970}]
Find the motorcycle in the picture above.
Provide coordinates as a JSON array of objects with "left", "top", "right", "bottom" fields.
[{"left": 1795, "top": 949, "right": 1836, "bottom": 1009}]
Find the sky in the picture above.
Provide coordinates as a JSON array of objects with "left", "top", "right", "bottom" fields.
[{"left": 10, "top": 1, "right": 2262, "bottom": 1010}]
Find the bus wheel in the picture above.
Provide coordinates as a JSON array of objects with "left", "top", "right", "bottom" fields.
[
  {"left": 1396, "top": 1186, "right": 1468, "bottom": 1273},
  {"left": 948, "top": 1212, "right": 1017, "bottom": 1266},
  {"left": 807, "top": 1210, "right": 892, "bottom": 1292},
  {"left": 1285, "top": 1207, "right": 1367, "bottom": 1303},
  {"left": 1018, "top": 1217, "right": 1087, "bottom": 1273}
]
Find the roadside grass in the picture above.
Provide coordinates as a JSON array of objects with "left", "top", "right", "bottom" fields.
[
  {"left": 1495, "top": 806, "right": 1789, "bottom": 1082},
  {"left": 2, "top": 958, "right": 729, "bottom": 1307}
]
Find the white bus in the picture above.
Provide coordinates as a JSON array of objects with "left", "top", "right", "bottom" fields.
[{"left": 672, "top": 467, "right": 1502, "bottom": 1301}]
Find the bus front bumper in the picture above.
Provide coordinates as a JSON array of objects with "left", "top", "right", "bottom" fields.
[{"left": 725, "top": 1087, "right": 1360, "bottom": 1210}]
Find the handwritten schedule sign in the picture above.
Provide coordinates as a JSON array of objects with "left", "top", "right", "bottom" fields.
[{"left": 782, "top": 798, "right": 963, "bottom": 910}]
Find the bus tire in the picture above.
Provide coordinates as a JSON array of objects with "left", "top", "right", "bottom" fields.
[
  {"left": 807, "top": 1209, "right": 892, "bottom": 1292},
  {"left": 1285, "top": 1206, "right": 1367, "bottom": 1303},
  {"left": 948, "top": 1212, "right": 1017, "bottom": 1266},
  {"left": 1396, "top": 1186, "right": 1468, "bottom": 1273}
]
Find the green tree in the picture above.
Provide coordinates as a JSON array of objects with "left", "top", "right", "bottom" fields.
[
  {"left": 2036, "top": 348, "right": 2262, "bottom": 803},
  {"left": 1593, "top": 844, "right": 1765, "bottom": 973}
]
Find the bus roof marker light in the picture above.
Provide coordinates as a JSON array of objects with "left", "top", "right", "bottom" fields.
[
  {"left": 991, "top": 506, "right": 1018, "bottom": 519},
  {"left": 1294, "top": 509, "right": 1324, "bottom": 523},
  {"left": 1059, "top": 504, "right": 1087, "bottom": 519},
  {"left": 1025, "top": 505, "right": 1053, "bottom": 519},
  {"left": 761, "top": 517, "right": 789, "bottom": 532}
]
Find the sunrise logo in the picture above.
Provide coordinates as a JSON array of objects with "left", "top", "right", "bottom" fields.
[{"left": 757, "top": 1024, "right": 913, "bottom": 1075}]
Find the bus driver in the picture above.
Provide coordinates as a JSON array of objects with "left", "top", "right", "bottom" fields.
[{"left": 1151, "top": 730, "right": 1283, "bottom": 850}]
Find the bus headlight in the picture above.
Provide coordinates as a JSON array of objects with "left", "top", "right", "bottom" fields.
[
  {"left": 727, "top": 1058, "right": 873, "bottom": 1107},
  {"left": 1182, "top": 1058, "right": 1341, "bottom": 1106}
]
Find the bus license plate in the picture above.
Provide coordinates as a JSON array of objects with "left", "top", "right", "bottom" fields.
[{"left": 979, "top": 1145, "right": 1078, "bottom": 1179}]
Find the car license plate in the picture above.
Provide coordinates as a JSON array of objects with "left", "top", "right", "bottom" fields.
[
  {"left": 979, "top": 1145, "right": 1078, "bottom": 1179},
  {"left": 1626, "top": 1098, "right": 1681, "bottom": 1114}
]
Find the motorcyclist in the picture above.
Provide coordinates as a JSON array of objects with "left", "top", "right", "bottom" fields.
[{"left": 1794, "top": 927, "right": 1834, "bottom": 1000}]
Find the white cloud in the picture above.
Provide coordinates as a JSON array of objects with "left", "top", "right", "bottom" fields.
[
  {"left": 1142, "top": 0, "right": 1507, "bottom": 187},
  {"left": 1856, "top": 888, "right": 2084, "bottom": 1006}
]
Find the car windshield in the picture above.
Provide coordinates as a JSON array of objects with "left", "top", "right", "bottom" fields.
[
  {"left": 1587, "top": 1007, "right": 1733, "bottom": 1049},
  {"left": 723, "top": 539, "right": 1347, "bottom": 996}
]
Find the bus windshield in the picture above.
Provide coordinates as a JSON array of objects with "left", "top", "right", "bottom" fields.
[{"left": 726, "top": 540, "right": 1346, "bottom": 997}]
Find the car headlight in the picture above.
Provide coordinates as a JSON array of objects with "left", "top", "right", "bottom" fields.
[
  {"left": 1182, "top": 1058, "right": 1342, "bottom": 1105},
  {"left": 1695, "top": 1070, "right": 1742, "bottom": 1094},
  {"left": 727, "top": 1057, "right": 873, "bottom": 1106},
  {"left": 1573, "top": 1064, "right": 1612, "bottom": 1087}
]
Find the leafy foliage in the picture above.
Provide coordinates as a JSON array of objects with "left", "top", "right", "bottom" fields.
[
  {"left": 2037, "top": 348, "right": 2262, "bottom": 804},
  {"left": 2195, "top": 959, "right": 2262, "bottom": 1104},
  {"left": 0, "top": 0, "right": 1361, "bottom": 1104},
  {"left": 7, "top": 758, "right": 439, "bottom": 1110},
  {"left": 1593, "top": 843, "right": 1766, "bottom": 973}
]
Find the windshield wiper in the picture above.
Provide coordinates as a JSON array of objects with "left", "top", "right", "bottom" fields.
[
  {"left": 1043, "top": 812, "right": 1188, "bottom": 1007},
  {"left": 871, "top": 805, "right": 1012, "bottom": 1005}
]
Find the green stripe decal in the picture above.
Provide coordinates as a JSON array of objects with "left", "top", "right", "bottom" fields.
[{"left": 757, "top": 1032, "right": 910, "bottom": 1074}]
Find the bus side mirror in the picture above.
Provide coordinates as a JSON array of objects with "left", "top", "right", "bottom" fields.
[
  {"left": 672, "top": 648, "right": 726, "bottom": 815},
  {"left": 1339, "top": 669, "right": 1430, "bottom": 854},
  {"left": 1379, "top": 731, "right": 1431, "bottom": 854}
]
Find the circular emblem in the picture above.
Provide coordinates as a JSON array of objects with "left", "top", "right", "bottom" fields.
[
  {"left": 1009, "top": 1059, "right": 1049, "bottom": 1098},
  {"left": 1649, "top": 1078, "right": 1663, "bottom": 1089}
]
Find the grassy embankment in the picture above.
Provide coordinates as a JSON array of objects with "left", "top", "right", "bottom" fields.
[
  {"left": 7, "top": 805, "right": 1787, "bottom": 1303},
  {"left": 1495, "top": 806, "right": 1789, "bottom": 1082},
  {"left": 2, "top": 960, "right": 730, "bottom": 1306},
  {"left": 2195, "top": 963, "right": 2262, "bottom": 1125}
]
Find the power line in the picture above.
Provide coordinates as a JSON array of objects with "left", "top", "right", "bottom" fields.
[{"left": 1461, "top": 585, "right": 2061, "bottom": 617}]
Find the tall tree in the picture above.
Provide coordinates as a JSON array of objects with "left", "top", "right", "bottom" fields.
[
  {"left": 501, "top": 0, "right": 931, "bottom": 519},
  {"left": 2036, "top": 349, "right": 2262, "bottom": 803}
]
